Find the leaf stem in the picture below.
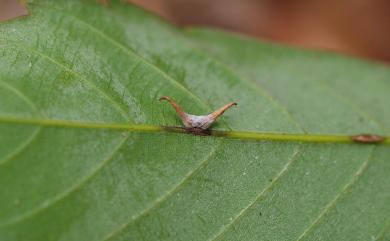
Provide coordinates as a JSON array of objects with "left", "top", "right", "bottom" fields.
[{"left": 0, "top": 116, "right": 388, "bottom": 144}]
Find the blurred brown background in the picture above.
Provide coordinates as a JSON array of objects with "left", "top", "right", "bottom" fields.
[
  {"left": 2, "top": 0, "right": 390, "bottom": 63},
  {"left": 0, "top": 0, "right": 28, "bottom": 21}
]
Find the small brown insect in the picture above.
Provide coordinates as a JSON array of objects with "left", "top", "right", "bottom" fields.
[
  {"left": 159, "top": 96, "right": 237, "bottom": 131},
  {"left": 351, "top": 134, "right": 385, "bottom": 144}
]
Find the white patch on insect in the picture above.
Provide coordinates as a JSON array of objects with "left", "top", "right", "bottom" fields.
[
  {"left": 159, "top": 96, "right": 237, "bottom": 130},
  {"left": 184, "top": 114, "right": 215, "bottom": 129}
]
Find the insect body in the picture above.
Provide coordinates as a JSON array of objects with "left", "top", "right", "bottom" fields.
[{"left": 159, "top": 96, "right": 237, "bottom": 130}]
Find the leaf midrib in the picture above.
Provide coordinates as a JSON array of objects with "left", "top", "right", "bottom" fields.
[{"left": 0, "top": 115, "right": 389, "bottom": 144}]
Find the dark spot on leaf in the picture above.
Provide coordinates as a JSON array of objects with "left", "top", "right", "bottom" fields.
[
  {"left": 269, "top": 179, "right": 273, "bottom": 182},
  {"left": 185, "top": 127, "right": 212, "bottom": 136},
  {"left": 162, "top": 126, "right": 212, "bottom": 136},
  {"left": 259, "top": 211, "right": 262, "bottom": 216},
  {"left": 351, "top": 134, "right": 385, "bottom": 144}
]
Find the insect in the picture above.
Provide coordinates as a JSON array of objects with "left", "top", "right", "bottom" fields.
[{"left": 159, "top": 96, "right": 237, "bottom": 131}]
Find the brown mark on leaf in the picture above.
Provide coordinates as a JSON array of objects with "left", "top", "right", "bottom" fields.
[
  {"left": 351, "top": 134, "right": 385, "bottom": 144},
  {"left": 159, "top": 96, "right": 237, "bottom": 133}
]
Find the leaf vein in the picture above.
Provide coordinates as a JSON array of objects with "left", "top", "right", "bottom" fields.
[
  {"left": 1, "top": 40, "right": 131, "bottom": 122},
  {"left": 101, "top": 140, "right": 222, "bottom": 241},
  {"left": 33, "top": 3, "right": 215, "bottom": 118},
  {"left": 0, "top": 126, "right": 42, "bottom": 166},
  {"left": 0, "top": 79, "right": 38, "bottom": 112},
  {"left": 375, "top": 223, "right": 390, "bottom": 241},
  {"left": 0, "top": 133, "right": 130, "bottom": 227},
  {"left": 185, "top": 45, "right": 307, "bottom": 134},
  {"left": 210, "top": 144, "right": 304, "bottom": 241},
  {"left": 0, "top": 79, "right": 43, "bottom": 166},
  {"left": 317, "top": 80, "right": 389, "bottom": 132},
  {"left": 294, "top": 146, "right": 376, "bottom": 241}
]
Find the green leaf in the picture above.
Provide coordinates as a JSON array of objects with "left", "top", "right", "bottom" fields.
[{"left": 0, "top": 1, "right": 389, "bottom": 241}]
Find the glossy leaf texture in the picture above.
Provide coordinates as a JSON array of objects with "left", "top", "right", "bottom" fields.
[{"left": 0, "top": 1, "right": 389, "bottom": 241}]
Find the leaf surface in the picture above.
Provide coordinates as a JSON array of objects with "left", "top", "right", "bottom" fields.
[{"left": 0, "top": 1, "right": 389, "bottom": 241}]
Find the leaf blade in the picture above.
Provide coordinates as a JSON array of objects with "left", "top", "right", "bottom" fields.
[{"left": 0, "top": 1, "right": 389, "bottom": 241}]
